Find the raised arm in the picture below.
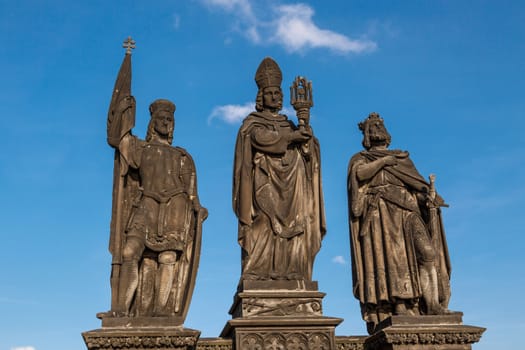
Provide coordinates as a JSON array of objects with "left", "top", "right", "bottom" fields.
[{"left": 107, "top": 95, "right": 136, "bottom": 149}]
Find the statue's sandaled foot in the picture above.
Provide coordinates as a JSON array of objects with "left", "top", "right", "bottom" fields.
[
  {"left": 243, "top": 273, "right": 265, "bottom": 280},
  {"left": 113, "top": 311, "right": 129, "bottom": 317},
  {"left": 96, "top": 311, "right": 112, "bottom": 319},
  {"left": 286, "top": 273, "right": 303, "bottom": 280},
  {"left": 427, "top": 304, "right": 455, "bottom": 315},
  {"left": 436, "top": 306, "right": 456, "bottom": 315},
  {"left": 394, "top": 302, "right": 408, "bottom": 315},
  {"left": 96, "top": 310, "right": 128, "bottom": 318}
]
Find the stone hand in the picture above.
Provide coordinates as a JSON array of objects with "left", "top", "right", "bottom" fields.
[
  {"left": 427, "top": 192, "right": 448, "bottom": 208},
  {"left": 117, "top": 95, "right": 135, "bottom": 113},
  {"left": 382, "top": 155, "right": 398, "bottom": 167},
  {"left": 289, "top": 129, "right": 312, "bottom": 143}
]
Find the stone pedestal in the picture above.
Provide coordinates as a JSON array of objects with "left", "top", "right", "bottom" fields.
[
  {"left": 99, "top": 315, "right": 186, "bottom": 328},
  {"left": 229, "top": 280, "right": 325, "bottom": 318},
  {"left": 83, "top": 313, "right": 200, "bottom": 350},
  {"left": 221, "top": 280, "right": 342, "bottom": 349},
  {"left": 196, "top": 337, "right": 233, "bottom": 350},
  {"left": 223, "top": 317, "right": 341, "bottom": 350},
  {"left": 365, "top": 313, "right": 485, "bottom": 350},
  {"left": 83, "top": 326, "right": 200, "bottom": 350},
  {"left": 194, "top": 335, "right": 367, "bottom": 350}
]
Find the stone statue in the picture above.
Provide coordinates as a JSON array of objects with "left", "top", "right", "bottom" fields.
[
  {"left": 347, "top": 112, "right": 451, "bottom": 334},
  {"left": 103, "top": 38, "right": 207, "bottom": 322},
  {"left": 232, "top": 57, "right": 326, "bottom": 282}
]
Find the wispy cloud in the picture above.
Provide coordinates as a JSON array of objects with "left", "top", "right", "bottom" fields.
[
  {"left": 173, "top": 13, "right": 181, "bottom": 29},
  {"left": 332, "top": 255, "right": 347, "bottom": 265},
  {"left": 201, "top": 0, "right": 260, "bottom": 43},
  {"left": 12, "top": 347, "right": 36, "bottom": 350},
  {"left": 200, "top": 0, "right": 377, "bottom": 54},
  {"left": 0, "top": 296, "right": 38, "bottom": 305},
  {"left": 208, "top": 102, "right": 254, "bottom": 124},
  {"left": 272, "top": 4, "right": 376, "bottom": 54},
  {"left": 208, "top": 103, "right": 297, "bottom": 125},
  {"left": 281, "top": 106, "right": 295, "bottom": 117}
]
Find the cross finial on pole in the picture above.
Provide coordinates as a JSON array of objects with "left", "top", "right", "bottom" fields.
[{"left": 123, "top": 36, "right": 136, "bottom": 55}]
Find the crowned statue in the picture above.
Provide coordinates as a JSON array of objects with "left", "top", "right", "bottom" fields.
[{"left": 347, "top": 112, "right": 452, "bottom": 334}]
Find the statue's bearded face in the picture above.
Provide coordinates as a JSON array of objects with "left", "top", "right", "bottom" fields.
[
  {"left": 368, "top": 120, "right": 389, "bottom": 143},
  {"left": 152, "top": 111, "right": 174, "bottom": 137},
  {"left": 262, "top": 86, "right": 283, "bottom": 112}
]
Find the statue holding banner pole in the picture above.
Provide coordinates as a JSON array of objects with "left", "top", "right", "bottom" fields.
[{"left": 101, "top": 37, "right": 207, "bottom": 324}]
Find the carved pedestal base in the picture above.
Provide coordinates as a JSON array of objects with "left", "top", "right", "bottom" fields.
[
  {"left": 222, "top": 280, "right": 342, "bottom": 349},
  {"left": 196, "top": 337, "right": 233, "bottom": 350},
  {"left": 99, "top": 315, "right": 186, "bottom": 328},
  {"left": 336, "top": 336, "right": 367, "bottom": 350},
  {"left": 230, "top": 280, "right": 325, "bottom": 318},
  {"left": 365, "top": 314, "right": 485, "bottom": 350},
  {"left": 223, "top": 317, "right": 342, "bottom": 350},
  {"left": 82, "top": 327, "right": 200, "bottom": 350}
]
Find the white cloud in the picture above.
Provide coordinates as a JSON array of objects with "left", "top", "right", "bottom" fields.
[
  {"left": 0, "top": 296, "right": 38, "bottom": 305},
  {"left": 12, "top": 347, "right": 36, "bottom": 350},
  {"left": 281, "top": 106, "right": 295, "bottom": 117},
  {"left": 200, "top": 0, "right": 377, "bottom": 55},
  {"left": 201, "top": 0, "right": 260, "bottom": 43},
  {"left": 208, "top": 103, "right": 301, "bottom": 125},
  {"left": 208, "top": 102, "right": 254, "bottom": 124},
  {"left": 203, "top": 0, "right": 247, "bottom": 12},
  {"left": 173, "top": 13, "right": 181, "bottom": 29},
  {"left": 332, "top": 255, "right": 347, "bottom": 265},
  {"left": 272, "top": 4, "right": 377, "bottom": 54}
]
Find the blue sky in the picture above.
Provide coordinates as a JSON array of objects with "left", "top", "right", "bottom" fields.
[{"left": 1, "top": 1, "right": 524, "bottom": 349}]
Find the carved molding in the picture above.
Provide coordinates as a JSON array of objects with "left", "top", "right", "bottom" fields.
[
  {"left": 84, "top": 335, "right": 199, "bottom": 349},
  {"left": 308, "top": 333, "right": 331, "bottom": 350},
  {"left": 287, "top": 333, "right": 308, "bottom": 349},
  {"left": 336, "top": 343, "right": 364, "bottom": 350},
  {"left": 367, "top": 330, "right": 484, "bottom": 349},
  {"left": 238, "top": 331, "right": 333, "bottom": 350},
  {"left": 335, "top": 336, "right": 365, "bottom": 350},
  {"left": 196, "top": 345, "right": 232, "bottom": 350},
  {"left": 241, "top": 298, "right": 323, "bottom": 317},
  {"left": 196, "top": 336, "right": 366, "bottom": 350},
  {"left": 196, "top": 339, "right": 233, "bottom": 350}
]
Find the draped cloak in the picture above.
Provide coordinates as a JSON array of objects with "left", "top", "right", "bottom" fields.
[
  {"left": 233, "top": 111, "right": 326, "bottom": 280},
  {"left": 347, "top": 149, "right": 451, "bottom": 322}
]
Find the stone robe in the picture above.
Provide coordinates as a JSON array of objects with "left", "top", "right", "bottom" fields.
[
  {"left": 348, "top": 149, "right": 450, "bottom": 323},
  {"left": 233, "top": 111, "right": 326, "bottom": 280}
]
